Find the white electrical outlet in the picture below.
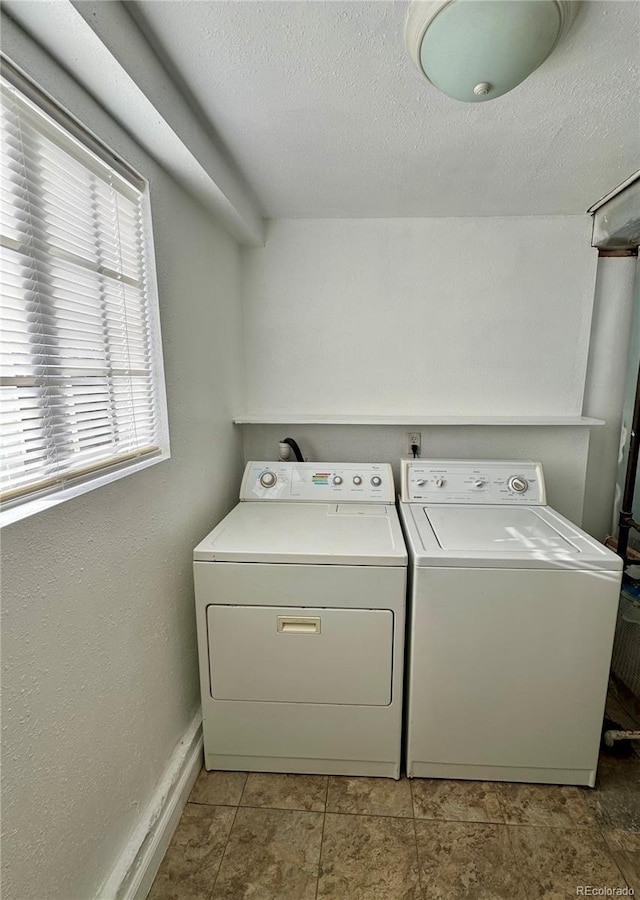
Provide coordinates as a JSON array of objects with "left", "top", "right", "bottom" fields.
[{"left": 407, "top": 432, "right": 421, "bottom": 457}]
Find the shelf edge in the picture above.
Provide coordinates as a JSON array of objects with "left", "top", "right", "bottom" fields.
[{"left": 233, "top": 415, "right": 605, "bottom": 426}]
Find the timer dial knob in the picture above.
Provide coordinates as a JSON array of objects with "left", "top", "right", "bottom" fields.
[
  {"left": 508, "top": 475, "right": 528, "bottom": 493},
  {"left": 353, "top": 476, "right": 362, "bottom": 485},
  {"left": 332, "top": 475, "right": 343, "bottom": 485},
  {"left": 474, "top": 480, "right": 485, "bottom": 488},
  {"left": 435, "top": 478, "right": 445, "bottom": 488},
  {"left": 371, "top": 476, "right": 382, "bottom": 487},
  {"left": 416, "top": 479, "right": 426, "bottom": 487},
  {"left": 259, "top": 471, "right": 277, "bottom": 488}
]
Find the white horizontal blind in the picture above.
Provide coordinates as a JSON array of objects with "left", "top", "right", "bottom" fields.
[{"left": 1, "top": 71, "right": 163, "bottom": 506}]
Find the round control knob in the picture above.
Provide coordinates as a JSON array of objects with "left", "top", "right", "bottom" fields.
[
  {"left": 332, "top": 475, "right": 343, "bottom": 486},
  {"left": 259, "top": 471, "right": 277, "bottom": 488},
  {"left": 353, "top": 476, "right": 362, "bottom": 485},
  {"left": 508, "top": 475, "right": 528, "bottom": 493},
  {"left": 434, "top": 478, "right": 445, "bottom": 488},
  {"left": 474, "top": 480, "right": 485, "bottom": 488},
  {"left": 371, "top": 476, "right": 382, "bottom": 487},
  {"left": 416, "top": 479, "right": 426, "bottom": 487}
]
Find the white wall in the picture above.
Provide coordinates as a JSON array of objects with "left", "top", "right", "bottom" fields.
[
  {"left": 0, "top": 21, "right": 245, "bottom": 900},
  {"left": 242, "top": 218, "right": 597, "bottom": 416},
  {"left": 241, "top": 217, "right": 598, "bottom": 523}
]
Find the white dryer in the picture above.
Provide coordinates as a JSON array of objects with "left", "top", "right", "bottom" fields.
[
  {"left": 194, "top": 461, "right": 407, "bottom": 778},
  {"left": 398, "top": 458, "right": 622, "bottom": 787}
]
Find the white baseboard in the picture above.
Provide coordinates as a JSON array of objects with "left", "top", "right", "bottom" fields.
[{"left": 97, "top": 711, "right": 203, "bottom": 900}]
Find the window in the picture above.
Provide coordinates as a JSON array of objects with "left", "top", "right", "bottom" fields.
[{"left": 1, "top": 62, "right": 169, "bottom": 525}]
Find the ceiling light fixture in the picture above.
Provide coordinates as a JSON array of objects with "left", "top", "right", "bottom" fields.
[{"left": 405, "top": 0, "right": 580, "bottom": 102}]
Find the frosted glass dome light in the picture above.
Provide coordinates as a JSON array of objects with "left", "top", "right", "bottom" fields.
[{"left": 405, "top": 0, "right": 580, "bottom": 102}]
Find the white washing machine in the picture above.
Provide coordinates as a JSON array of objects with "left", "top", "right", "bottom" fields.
[
  {"left": 398, "top": 458, "right": 623, "bottom": 787},
  {"left": 194, "top": 461, "right": 407, "bottom": 778}
]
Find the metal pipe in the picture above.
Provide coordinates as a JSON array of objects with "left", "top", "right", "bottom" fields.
[
  {"left": 617, "top": 359, "right": 640, "bottom": 564},
  {"left": 581, "top": 253, "right": 638, "bottom": 538}
]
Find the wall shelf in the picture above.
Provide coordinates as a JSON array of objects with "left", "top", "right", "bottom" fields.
[{"left": 233, "top": 415, "right": 604, "bottom": 426}]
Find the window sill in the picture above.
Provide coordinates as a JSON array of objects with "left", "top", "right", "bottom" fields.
[{"left": 1, "top": 450, "right": 170, "bottom": 529}]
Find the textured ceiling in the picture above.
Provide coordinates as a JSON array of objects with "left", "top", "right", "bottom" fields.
[{"left": 132, "top": 0, "right": 639, "bottom": 218}]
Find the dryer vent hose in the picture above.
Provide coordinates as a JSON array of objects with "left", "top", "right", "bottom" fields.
[{"left": 279, "top": 437, "right": 304, "bottom": 462}]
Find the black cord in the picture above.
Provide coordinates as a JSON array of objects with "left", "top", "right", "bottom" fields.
[
  {"left": 411, "top": 443, "right": 419, "bottom": 459},
  {"left": 281, "top": 437, "right": 304, "bottom": 461}
]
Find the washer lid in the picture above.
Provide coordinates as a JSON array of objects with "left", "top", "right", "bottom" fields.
[
  {"left": 194, "top": 501, "right": 407, "bottom": 566},
  {"left": 398, "top": 501, "right": 622, "bottom": 570},
  {"left": 427, "top": 506, "right": 576, "bottom": 554}
]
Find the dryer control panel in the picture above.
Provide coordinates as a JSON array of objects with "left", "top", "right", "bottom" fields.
[
  {"left": 241, "top": 461, "right": 394, "bottom": 503},
  {"left": 401, "top": 459, "right": 546, "bottom": 505}
]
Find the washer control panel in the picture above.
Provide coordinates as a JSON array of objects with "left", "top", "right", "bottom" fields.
[
  {"left": 241, "top": 461, "right": 394, "bottom": 503},
  {"left": 401, "top": 459, "right": 545, "bottom": 505}
]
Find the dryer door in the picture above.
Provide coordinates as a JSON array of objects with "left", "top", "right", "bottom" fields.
[{"left": 207, "top": 605, "right": 393, "bottom": 706}]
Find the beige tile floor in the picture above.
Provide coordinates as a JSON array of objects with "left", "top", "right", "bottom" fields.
[{"left": 150, "top": 696, "right": 640, "bottom": 900}]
